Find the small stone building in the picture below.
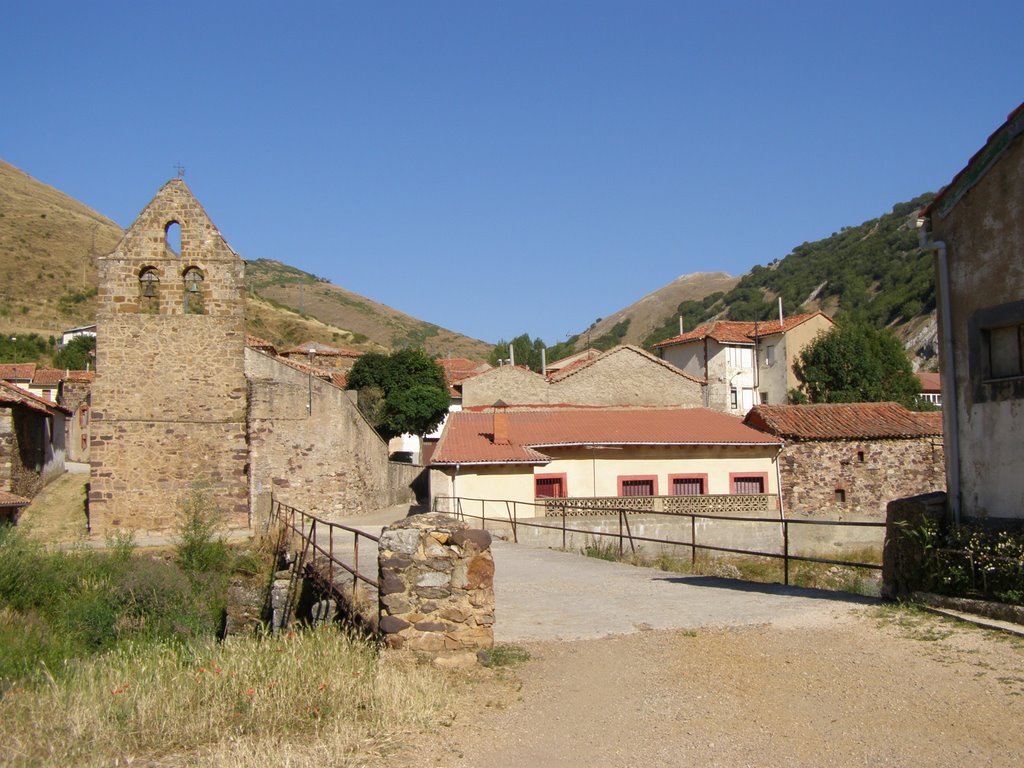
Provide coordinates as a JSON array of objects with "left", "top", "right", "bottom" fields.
[
  {"left": 461, "top": 345, "right": 704, "bottom": 409},
  {"left": 89, "top": 179, "right": 416, "bottom": 535},
  {"left": 744, "top": 403, "right": 944, "bottom": 518},
  {"left": 0, "top": 380, "right": 69, "bottom": 504}
]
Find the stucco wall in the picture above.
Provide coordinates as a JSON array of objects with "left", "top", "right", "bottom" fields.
[
  {"left": 462, "top": 347, "right": 703, "bottom": 409},
  {"left": 779, "top": 315, "right": 832, "bottom": 392},
  {"left": 246, "top": 349, "right": 415, "bottom": 519},
  {"left": 432, "top": 444, "right": 780, "bottom": 518},
  {"left": 778, "top": 437, "right": 945, "bottom": 518},
  {"left": 553, "top": 348, "right": 703, "bottom": 407},
  {"left": 929, "top": 124, "right": 1024, "bottom": 520}
]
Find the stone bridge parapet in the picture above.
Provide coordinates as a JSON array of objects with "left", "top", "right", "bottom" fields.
[{"left": 378, "top": 513, "right": 494, "bottom": 665}]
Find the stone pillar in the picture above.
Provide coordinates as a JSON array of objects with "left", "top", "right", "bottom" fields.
[
  {"left": 881, "top": 491, "right": 947, "bottom": 599},
  {"left": 378, "top": 513, "right": 494, "bottom": 663}
]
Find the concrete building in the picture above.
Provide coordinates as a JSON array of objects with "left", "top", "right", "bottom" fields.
[
  {"left": 919, "top": 103, "right": 1024, "bottom": 523},
  {"left": 744, "top": 403, "right": 945, "bottom": 518},
  {"left": 653, "top": 312, "right": 834, "bottom": 414}
]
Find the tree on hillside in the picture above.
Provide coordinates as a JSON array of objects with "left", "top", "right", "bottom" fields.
[
  {"left": 53, "top": 335, "right": 96, "bottom": 370},
  {"left": 346, "top": 348, "right": 450, "bottom": 439},
  {"left": 792, "top": 321, "right": 924, "bottom": 407}
]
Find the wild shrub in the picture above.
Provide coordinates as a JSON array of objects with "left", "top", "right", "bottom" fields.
[{"left": 175, "top": 489, "right": 231, "bottom": 576}]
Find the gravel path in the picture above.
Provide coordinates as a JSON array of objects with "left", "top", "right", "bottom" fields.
[{"left": 416, "top": 608, "right": 1024, "bottom": 767}]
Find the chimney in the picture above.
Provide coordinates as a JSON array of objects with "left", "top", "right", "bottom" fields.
[
  {"left": 679, "top": 315, "right": 684, "bottom": 335},
  {"left": 492, "top": 400, "right": 511, "bottom": 445},
  {"left": 778, "top": 297, "right": 784, "bottom": 324}
]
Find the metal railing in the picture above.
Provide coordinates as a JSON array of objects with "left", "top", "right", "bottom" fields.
[
  {"left": 270, "top": 500, "right": 380, "bottom": 619},
  {"left": 434, "top": 495, "right": 885, "bottom": 587}
]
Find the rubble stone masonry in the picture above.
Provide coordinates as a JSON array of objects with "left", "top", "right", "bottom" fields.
[
  {"left": 779, "top": 436, "right": 945, "bottom": 518},
  {"left": 90, "top": 180, "right": 248, "bottom": 534},
  {"left": 378, "top": 513, "right": 494, "bottom": 663}
]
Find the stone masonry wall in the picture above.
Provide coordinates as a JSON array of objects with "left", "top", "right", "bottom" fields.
[
  {"left": 553, "top": 347, "right": 703, "bottom": 407},
  {"left": 378, "top": 513, "right": 494, "bottom": 663},
  {"left": 780, "top": 437, "right": 945, "bottom": 518},
  {"left": 246, "top": 348, "right": 416, "bottom": 519},
  {"left": 90, "top": 179, "right": 248, "bottom": 535},
  {"left": 0, "top": 409, "right": 16, "bottom": 494}
]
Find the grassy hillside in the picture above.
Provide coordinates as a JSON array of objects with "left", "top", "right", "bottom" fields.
[
  {"left": 0, "top": 160, "right": 121, "bottom": 340},
  {"left": 635, "top": 194, "right": 938, "bottom": 365},
  {"left": 0, "top": 161, "right": 491, "bottom": 360}
]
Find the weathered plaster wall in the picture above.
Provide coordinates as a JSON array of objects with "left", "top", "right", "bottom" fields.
[
  {"left": 930, "top": 125, "right": 1024, "bottom": 520},
  {"left": 778, "top": 437, "right": 945, "bottom": 518},
  {"left": 553, "top": 349, "right": 703, "bottom": 407},
  {"left": 462, "top": 347, "right": 703, "bottom": 409},
  {"left": 461, "top": 366, "right": 549, "bottom": 407},
  {"left": 0, "top": 406, "right": 63, "bottom": 500},
  {"left": 246, "top": 349, "right": 416, "bottom": 519}
]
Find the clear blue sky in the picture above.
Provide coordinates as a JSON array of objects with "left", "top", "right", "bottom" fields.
[{"left": 3, "top": 1, "right": 1021, "bottom": 346}]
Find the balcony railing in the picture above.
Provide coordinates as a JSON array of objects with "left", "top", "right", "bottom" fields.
[{"left": 540, "top": 493, "right": 779, "bottom": 517}]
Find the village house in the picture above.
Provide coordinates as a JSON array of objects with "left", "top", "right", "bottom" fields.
[
  {"left": 430, "top": 405, "right": 783, "bottom": 517},
  {"left": 0, "top": 379, "right": 70, "bottom": 516},
  {"left": 915, "top": 371, "right": 942, "bottom": 408},
  {"left": 653, "top": 312, "right": 834, "bottom": 414},
  {"left": 743, "top": 403, "right": 944, "bottom": 518},
  {"left": 461, "top": 344, "right": 704, "bottom": 409},
  {"left": 919, "top": 103, "right": 1024, "bottom": 523},
  {"left": 88, "top": 179, "right": 419, "bottom": 535}
]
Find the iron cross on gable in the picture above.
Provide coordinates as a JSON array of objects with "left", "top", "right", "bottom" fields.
[{"left": 174, "top": 163, "right": 186, "bottom": 179}]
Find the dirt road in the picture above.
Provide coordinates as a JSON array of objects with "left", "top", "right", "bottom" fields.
[{"left": 413, "top": 607, "right": 1024, "bottom": 768}]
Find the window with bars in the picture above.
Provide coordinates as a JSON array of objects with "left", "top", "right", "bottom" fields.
[
  {"left": 731, "top": 475, "right": 766, "bottom": 494},
  {"left": 535, "top": 475, "right": 566, "bottom": 498},
  {"left": 619, "top": 477, "right": 656, "bottom": 496},
  {"left": 671, "top": 476, "right": 706, "bottom": 496}
]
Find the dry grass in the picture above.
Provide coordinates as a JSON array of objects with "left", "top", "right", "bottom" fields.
[
  {"left": 1, "top": 626, "right": 450, "bottom": 767},
  {"left": 19, "top": 471, "right": 90, "bottom": 544}
]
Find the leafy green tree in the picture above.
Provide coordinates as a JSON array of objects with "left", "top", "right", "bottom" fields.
[
  {"left": 0, "top": 333, "right": 52, "bottom": 365},
  {"left": 347, "top": 348, "right": 449, "bottom": 439},
  {"left": 793, "top": 321, "right": 923, "bottom": 407},
  {"left": 488, "top": 334, "right": 548, "bottom": 371},
  {"left": 53, "top": 335, "right": 96, "bottom": 370}
]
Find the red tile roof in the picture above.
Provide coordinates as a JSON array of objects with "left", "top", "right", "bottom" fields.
[
  {"left": 282, "top": 340, "right": 361, "bottom": 357},
  {"left": 915, "top": 372, "right": 941, "bottom": 393},
  {"left": 653, "top": 313, "right": 832, "bottom": 349},
  {"left": 744, "top": 403, "right": 942, "bottom": 440},
  {"left": 0, "top": 380, "right": 73, "bottom": 415},
  {"left": 64, "top": 370, "right": 95, "bottom": 383},
  {"left": 0, "top": 363, "right": 38, "bottom": 381},
  {"left": 31, "top": 368, "right": 66, "bottom": 387},
  {"left": 0, "top": 491, "right": 31, "bottom": 508},
  {"left": 432, "top": 407, "right": 780, "bottom": 465},
  {"left": 246, "top": 335, "right": 278, "bottom": 354},
  {"left": 438, "top": 358, "right": 492, "bottom": 383}
]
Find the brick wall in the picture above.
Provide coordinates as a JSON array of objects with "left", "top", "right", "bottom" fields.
[{"left": 779, "top": 437, "right": 946, "bottom": 518}]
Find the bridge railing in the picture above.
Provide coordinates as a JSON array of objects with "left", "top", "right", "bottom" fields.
[
  {"left": 433, "top": 495, "right": 885, "bottom": 587},
  {"left": 270, "top": 499, "right": 381, "bottom": 618}
]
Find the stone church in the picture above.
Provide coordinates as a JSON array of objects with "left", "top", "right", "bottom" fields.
[{"left": 89, "top": 179, "right": 416, "bottom": 535}]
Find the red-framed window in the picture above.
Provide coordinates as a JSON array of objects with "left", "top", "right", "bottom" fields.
[
  {"left": 535, "top": 473, "right": 567, "bottom": 498},
  {"left": 729, "top": 472, "right": 768, "bottom": 494},
  {"left": 618, "top": 475, "right": 658, "bottom": 497},
  {"left": 669, "top": 474, "right": 708, "bottom": 496}
]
